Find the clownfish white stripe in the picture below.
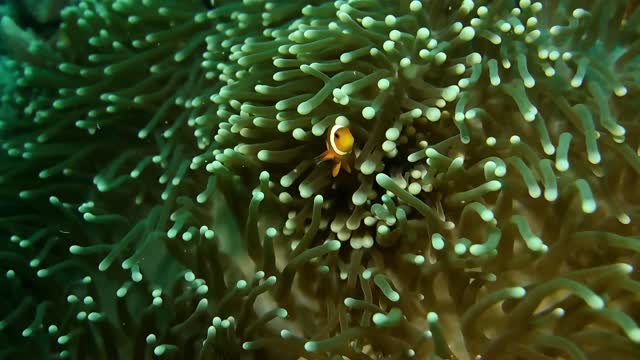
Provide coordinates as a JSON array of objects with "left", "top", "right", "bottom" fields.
[{"left": 329, "top": 124, "right": 349, "bottom": 156}]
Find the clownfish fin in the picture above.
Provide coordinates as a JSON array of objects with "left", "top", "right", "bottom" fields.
[
  {"left": 342, "top": 158, "right": 352, "bottom": 174},
  {"left": 332, "top": 161, "right": 341, "bottom": 177},
  {"left": 314, "top": 151, "right": 327, "bottom": 164},
  {"left": 314, "top": 149, "right": 333, "bottom": 164}
]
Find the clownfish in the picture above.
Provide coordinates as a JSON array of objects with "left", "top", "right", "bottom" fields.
[{"left": 315, "top": 124, "right": 354, "bottom": 177}]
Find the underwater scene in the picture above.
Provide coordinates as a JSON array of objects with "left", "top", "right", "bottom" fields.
[{"left": 1, "top": 0, "right": 640, "bottom": 359}]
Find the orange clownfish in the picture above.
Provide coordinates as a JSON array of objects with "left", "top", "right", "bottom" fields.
[{"left": 315, "top": 124, "right": 354, "bottom": 177}]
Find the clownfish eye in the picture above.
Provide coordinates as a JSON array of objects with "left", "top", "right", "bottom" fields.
[{"left": 334, "top": 133, "right": 340, "bottom": 139}]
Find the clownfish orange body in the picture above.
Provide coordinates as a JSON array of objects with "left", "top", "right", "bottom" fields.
[{"left": 316, "top": 124, "right": 354, "bottom": 177}]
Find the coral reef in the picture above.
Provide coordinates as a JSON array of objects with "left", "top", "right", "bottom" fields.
[{"left": 1, "top": 0, "right": 639, "bottom": 359}]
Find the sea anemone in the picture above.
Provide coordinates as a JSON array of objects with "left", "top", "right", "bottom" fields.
[{"left": 1, "top": 0, "right": 640, "bottom": 359}]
